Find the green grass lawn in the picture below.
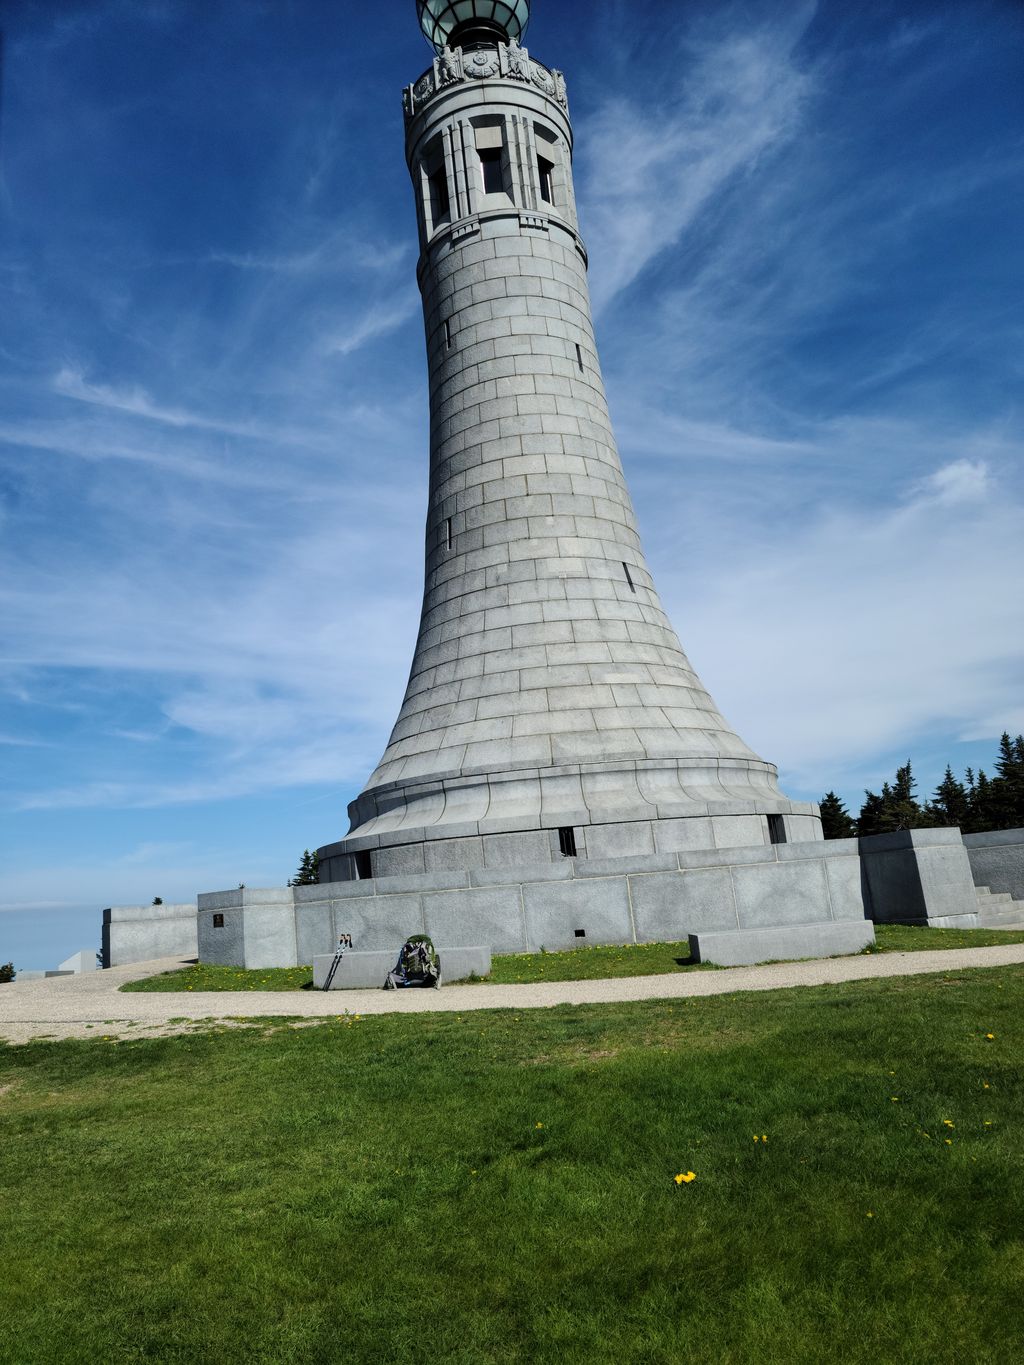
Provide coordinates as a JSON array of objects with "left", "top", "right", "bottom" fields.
[
  {"left": 871, "top": 923, "right": 1024, "bottom": 953},
  {"left": 122, "top": 923, "right": 1024, "bottom": 993},
  {"left": 3, "top": 968, "right": 1022, "bottom": 1362},
  {"left": 123, "top": 962, "right": 316, "bottom": 992}
]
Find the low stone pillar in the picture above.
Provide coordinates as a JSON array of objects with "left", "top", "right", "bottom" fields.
[{"left": 858, "top": 828, "right": 978, "bottom": 927}]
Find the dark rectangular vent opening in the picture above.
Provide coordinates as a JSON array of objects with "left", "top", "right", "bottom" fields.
[
  {"left": 622, "top": 562, "right": 636, "bottom": 592},
  {"left": 480, "top": 147, "right": 504, "bottom": 195},
  {"left": 354, "top": 850, "right": 373, "bottom": 880},
  {"left": 212, "top": 913, "right": 224, "bottom": 929},
  {"left": 767, "top": 814, "right": 787, "bottom": 845},
  {"left": 446, "top": 517, "right": 453, "bottom": 551},
  {"left": 429, "top": 167, "right": 450, "bottom": 222},
  {"left": 558, "top": 826, "right": 578, "bottom": 858},
  {"left": 574, "top": 928, "right": 586, "bottom": 938},
  {"left": 444, "top": 318, "right": 452, "bottom": 349},
  {"left": 575, "top": 343, "right": 583, "bottom": 372}
]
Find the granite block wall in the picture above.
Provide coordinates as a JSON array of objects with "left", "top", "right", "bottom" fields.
[
  {"left": 963, "top": 827, "right": 1024, "bottom": 901},
  {"left": 191, "top": 838, "right": 868, "bottom": 968},
  {"left": 857, "top": 829, "right": 980, "bottom": 927},
  {"left": 102, "top": 903, "right": 198, "bottom": 968}
]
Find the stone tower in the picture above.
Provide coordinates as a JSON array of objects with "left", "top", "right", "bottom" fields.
[{"left": 318, "top": 0, "right": 821, "bottom": 883}]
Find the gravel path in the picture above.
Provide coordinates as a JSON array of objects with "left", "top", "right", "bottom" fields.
[{"left": 2, "top": 944, "right": 1023, "bottom": 1044}]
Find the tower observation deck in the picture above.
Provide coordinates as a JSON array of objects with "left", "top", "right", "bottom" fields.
[{"left": 318, "top": 1, "right": 821, "bottom": 882}]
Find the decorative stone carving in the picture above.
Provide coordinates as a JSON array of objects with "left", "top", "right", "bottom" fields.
[
  {"left": 404, "top": 45, "right": 568, "bottom": 121},
  {"left": 529, "top": 61, "right": 555, "bottom": 95},
  {"left": 505, "top": 37, "right": 530, "bottom": 82},
  {"left": 464, "top": 48, "right": 500, "bottom": 80},
  {"left": 436, "top": 44, "right": 463, "bottom": 87}
]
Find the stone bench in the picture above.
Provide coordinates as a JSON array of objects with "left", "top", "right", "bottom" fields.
[
  {"left": 312, "top": 947, "right": 491, "bottom": 990},
  {"left": 689, "top": 920, "right": 873, "bottom": 967}
]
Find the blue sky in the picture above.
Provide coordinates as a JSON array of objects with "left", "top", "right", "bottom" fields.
[{"left": 2, "top": 0, "right": 1022, "bottom": 967}]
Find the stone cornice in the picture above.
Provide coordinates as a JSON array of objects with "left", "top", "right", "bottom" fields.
[
  {"left": 415, "top": 206, "right": 588, "bottom": 289},
  {"left": 403, "top": 38, "right": 567, "bottom": 123}
]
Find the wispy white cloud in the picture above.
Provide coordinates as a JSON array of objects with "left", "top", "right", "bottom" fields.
[
  {"left": 653, "top": 451, "right": 1024, "bottom": 795},
  {"left": 911, "top": 458, "right": 991, "bottom": 507},
  {"left": 580, "top": 7, "right": 817, "bottom": 312},
  {"left": 325, "top": 292, "right": 420, "bottom": 356},
  {"left": 52, "top": 365, "right": 268, "bottom": 437},
  {"left": 205, "top": 234, "right": 408, "bottom": 276}
]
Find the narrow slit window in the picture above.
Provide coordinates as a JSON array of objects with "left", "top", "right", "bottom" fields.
[
  {"left": 558, "top": 826, "right": 578, "bottom": 858},
  {"left": 445, "top": 517, "right": 453, "bottom": 551},
  {"left": 537, "top": 155, "right": 555, "bottom": 204},
  {"left": 575, "top": 343, "right": 583, "bottom": 372},
  {"left": 622, "top": 562, "right": 636, "bottom": 593},
  {"left": 428, "top": 167, "right": 450, "bottom": 223},
  {"left": 479, "top": 147, "right": 504, "bottom": 195},
  {"left": 767, "top": 814, "right": 787, "bottom": 845},
  {"left": 444, "top": 318, "right": 452, "bottom": 349},
  {"left": 354, "top": 850, "right": 373, "bottom": 880}
]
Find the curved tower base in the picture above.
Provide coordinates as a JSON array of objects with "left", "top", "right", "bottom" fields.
[{"left": 318, "top": 755, "right": 821, "bottom": 882}]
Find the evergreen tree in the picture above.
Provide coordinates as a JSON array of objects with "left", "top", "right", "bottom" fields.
[
  {"left": 992, "top": 731, "right": 1024, "bottom": 828},
  {"left": 0, "top": 962, "right": 14, "bottom": 984},
  {"left": 858, "top": 761, "right": 926, "bottom": 834},
  {"left": 885, "top": 761, "right": 925, "bottom": 831},
  {"left": 292, "top": 849, "right": 319, "bottom": 886},
  {"left": 833, "top": 729, "right": 1024, "bottom": 840},
  {"left": 925, "top": 765, "right": 969, "bottom": 828},
  {"left": 857, "top": 788, "right": 887, "bottom": 836},
  {"left": 819, "top": 791, "right": 856, "bottom": 839}
]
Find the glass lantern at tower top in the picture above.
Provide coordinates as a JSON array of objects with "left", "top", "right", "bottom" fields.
[{"left": 416, "top": 0, "right": 531, "bottom": 54}]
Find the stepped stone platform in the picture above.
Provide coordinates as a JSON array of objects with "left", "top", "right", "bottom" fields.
[
  {"left": 965, "top": 828, "right": 1024, "bottom": 905},
  {"left": 974, "top": 886, "right": 1024, "bottom": 930},
  {"left": 191, "top": 837, "right": 872, "bottom": 970},
  {"left": 104, "top": 825, "right": 1024, "bottom": 971}
]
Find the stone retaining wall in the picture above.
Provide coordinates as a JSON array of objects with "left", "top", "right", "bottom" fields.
[
  {"left": 195, "top": 838, "right": 869, "bottom": 969},
  {"left": 963, "top": 828, "right": 1024, "bottom": 901}
]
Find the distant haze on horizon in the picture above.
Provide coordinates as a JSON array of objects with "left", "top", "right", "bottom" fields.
[{"left": 2, "top": 0, "right": 1022, "bottom": 966}]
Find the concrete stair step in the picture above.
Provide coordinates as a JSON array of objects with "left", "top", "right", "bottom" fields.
[{"left": 977, "top": 907, "right": 1024, "bottom": 929}]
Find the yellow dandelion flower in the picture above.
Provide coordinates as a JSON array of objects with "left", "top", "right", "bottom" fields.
[
  {"left": 674, "top": 1172, "right": 696, "bottom": 1185},
  {"left": 983, "top": 1082, "right": 990, "bottom": 1089},
  {"left": 943, "top": 1120, "right": 954, "bottom": 1128},
  {"left": 985, "top": 1033, "right": 995, "bottom": 1039},
  {"left": 762, "top": 1134, "right": 768, "bottom": 1142},
  {"left": 944, "top": 1139, "right": 952, "bottom": 1145},
  {"left": 866, "top": 1211, "right": 874, "bottom": 1218},
  {"left": 535, "top": 1122, "right": 544, "bottom": 1129},
  {"left": 891, "top": 1097, "right": 900, "bottom": 1102}
]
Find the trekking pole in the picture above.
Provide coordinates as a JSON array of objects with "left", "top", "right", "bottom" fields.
[{"left": 322, "top": 934, "right": 353, "bottom": 991}]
